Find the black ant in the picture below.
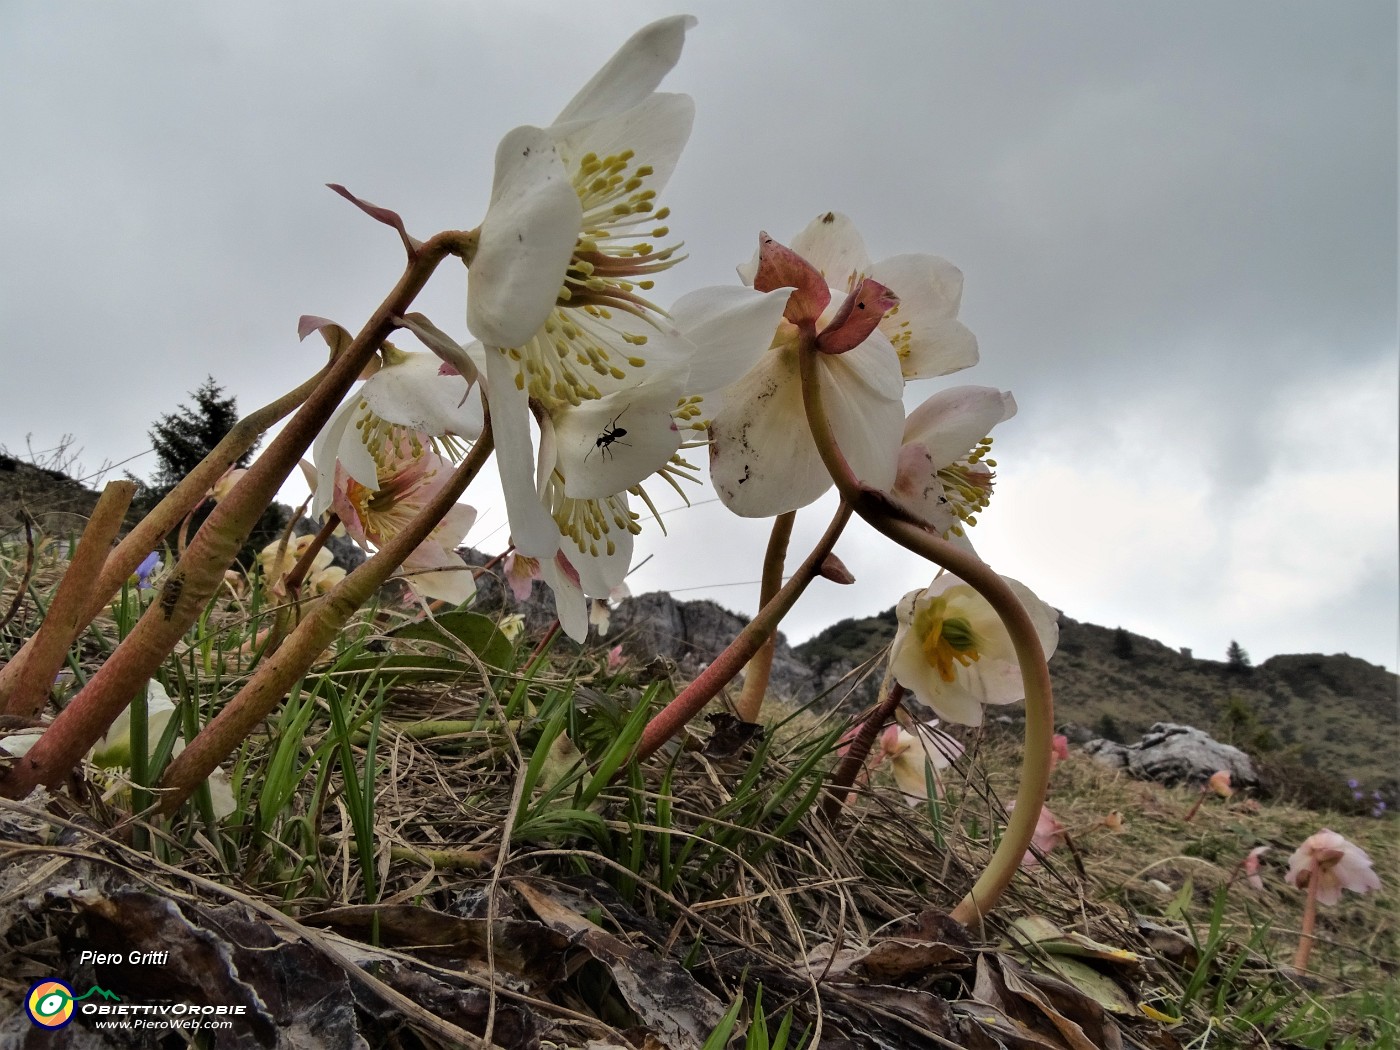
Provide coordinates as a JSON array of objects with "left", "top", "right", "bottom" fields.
[{"left": 587, "top": 410, "right": 630, "bottom": 461}]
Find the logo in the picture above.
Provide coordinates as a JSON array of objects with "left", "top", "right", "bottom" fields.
[{"left": 25, "top": 980, "right": 120, "bottom": 1028}]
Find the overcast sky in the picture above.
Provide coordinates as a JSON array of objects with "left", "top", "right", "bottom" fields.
[{"left": 2, "top": 2, "right": 1395, "bottom": 672}]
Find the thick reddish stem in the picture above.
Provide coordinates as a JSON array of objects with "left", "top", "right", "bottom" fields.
[
  {"left": 632, "top": 501, "right": 852, "bottom": 762},
  {"left": 734, "top": 510, "right": 795, "bottom": 723}
]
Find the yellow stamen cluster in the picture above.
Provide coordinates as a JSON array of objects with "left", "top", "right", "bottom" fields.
[
  {"left": 511, "top": 148, "right": 684, "bottom": 408},
  {"left": 913, "top": 599, "right": 982, "bottom": 683},
  {"left": 550, "top": 484, "right": 641, "bottom": 559},
  {"left": 937, "top": 436, "right": 997, "bottom": 536}
]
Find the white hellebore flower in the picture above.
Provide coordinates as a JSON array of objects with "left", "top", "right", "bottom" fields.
[
  {"left": 892, "top": 386, "right": 1016, "bottom": 538},
  {"left": 890, "top": 573, "right": 1058, "bottom": 726},
  {"left": 748, "top": 211, "right": 979, "bottom": 382},
  {"left": 706, "top": 231, "right": 907, "bottom": 517},
  {"left": 466, "top": 16, "right": 698, "bottom": 574},
  {"left": 879, "top": 721, "right": 964, "bottom": 805},
  {"left": 311, "top": 343, "right": 483, "bottom": 519}
]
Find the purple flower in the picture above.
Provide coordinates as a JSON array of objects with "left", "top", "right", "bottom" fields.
[{"left": 133, "top": 552, "right": 162, "bottom": 590}]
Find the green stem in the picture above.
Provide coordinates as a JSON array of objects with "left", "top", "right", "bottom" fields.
[
  {"left": 157, "top": 415, "right": 494, "bottom": 814},
  {"left": 734, "top": 510, "right": 795, "bottom": 723},
  {"left": 797, "top": 343, "right": 1055, "bottom": 928},
  {"left": 632, "top": 500, "right": 852, "bottom": 763},
  {"left": 0, "top": 230, "right": 474, "bottom": 801}
]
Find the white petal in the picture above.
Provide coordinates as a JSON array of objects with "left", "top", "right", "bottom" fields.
[
  {"left": 903, "top": 386, "right": 1015, "bottom": 466},
  {"left": 708, "top": 349, "right": 832, "bottom": 516},
  {"left": 402, "top": 549, "right": 477, "bottom": 605},
  {"left": 553, "top": 15, "right": 696, "bottom": 126},
  {"left": 541, "top": 554, "right": 589, "bottom": 642},
  {"left": 870, "top": 254, "right": 963, "bottom": 321},
  {"left": 819, "top": 345, "right": 905, "bottom": 491},
  {"left": 671, "top": 285, "right": 789, "bottom": 400},
  {"left": 899, "top": 317, "right": 980, "bottom": 380},
  {"left": 555, "top": 93, "right": 694, "bottom": 197},
  {"left": 889, "top": 637, "right": 986, "bottom": 726},
  {"left": 361, "top": 353, "right": 482, "bottom": 438},
  {"left": 484, "top": 350, "right": 559, "bottom": 559},
  {"left": 312, "top": 397, "right": 379, "bottom": 519},
  {"left": 555, "top": 384, "right": 683, "bottom": 499},
  {"left": 789, "top": 212, "right": 873, "bottom": 291},
  {"left": 468, "top": 126, "right": 582, "bottom": 349},
  {"left": 569, "top": 520, "right": 634, "bottom": 598}
]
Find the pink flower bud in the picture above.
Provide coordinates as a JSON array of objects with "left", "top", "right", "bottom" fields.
[{"left": 817, "top": 553, "right": 855, "bottom": 585}]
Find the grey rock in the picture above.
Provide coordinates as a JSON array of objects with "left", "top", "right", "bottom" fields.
[{"left": 1083, "top": 723, "right": 1256, "bottom": 788}]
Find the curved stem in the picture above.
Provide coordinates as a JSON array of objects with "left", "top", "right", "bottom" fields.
[
  {"left": 821, "top": 682, "right": 904, "bottom": 822},
  {"left": 632, "top": 500, "right": 853, "bottom": 763},
  {"left": 0, "top": 230, "right": 474, "bottom": 801},
  {"left": 734, "top": 510, "right": 795, "bottom": 723},
  {"left": 797, "top": 345, "right": 1055, "bottom": 927},
  {"left": 157, "top": 415, "right": 495, "bottom": 813}
]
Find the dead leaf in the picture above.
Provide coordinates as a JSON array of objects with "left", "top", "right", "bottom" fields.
[{"left": 515, "top": 880, "right": 728, "bottom": 1050}]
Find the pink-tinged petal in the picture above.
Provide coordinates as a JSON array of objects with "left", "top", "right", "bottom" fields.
[
  {"left": 311, "top": 398, "right": 377, "bottom": 519},
  {"left": 1208, "top": 770, "right": 1234, "bottom": 797},
  {"left": 890, "top": 442, "right": 959, "bottom": 535},
  {"left": 361, "top": 352, "right": 483, "bottom": 438},
  {"left": 553, "top": 15, "right": 696, "bottom": 126},
  {"left": 542, "top": 551, "right": 588, "bottom": 642},
  {"left": 401, "top": 543, "right": 477, "bottom": 605},
  {"left": 708, "top": 349, "right": 834, "bottom": 517},
  {"left": 554, "top": 92, "right": 694, "bottom": 198},
  {"left": 670, "top": 285, "right": 790, "bottom": 400},
  {"left": 904, "top": 387, "right": 1016, "bottom": 466},
  {"left": 554, "top": 383, "right": 683, "bottom": 500},
  {"left": 327, "top": 183, "right": 420, "bottom": 255},
  {"left": 788, "top": 211, "right": 873, "bottom": 290},
  {"left": 751, "top": 232, "right": 830, "bottom": 325},
  {"left": 432, "top": 503, "right": 479, "bottom": 550},
  {"left": 503, "top": 553, "right": 540, "bottom": 602},
  {"left": 816, "top": 278, "right": 898, "bottom": 354},
  {"left": 1245, "top": 846, "right": 1269, "bottom": 890},
  {"left": 395, "top": 313, "right": 481, "bottom": 386},
  {"left": 484, "top": 350, "right": 559, "bottom": 560},
  {"left": 468, "top": 126, "right": 583, "bottom": 349},
  {"left": 298, "top": 314, "right": 352, "bottom": 350}
]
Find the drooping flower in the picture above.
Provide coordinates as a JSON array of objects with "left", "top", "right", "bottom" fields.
[
  {"left": 1207, "top": 770, "right": 1234, "bottom": 798},
  {"left": 1244, "top": 846, "right": 1270, "bottom": 891},
  {"left": 311, "top": 344, "right": 483, "bottom": 520},
  {"left": 1050, "top": 733, "right": 1070, "bottom": 770},
  {"left": 746, "top": 211, "right": 979, "bottom": 383},
  {"left": 1284, "top": 829, "right": 1381, "bottom": 906},
  {"left": 877, "top": 721, "right": 964, "bottom": 805},
  {"left": 706, "top": 232, "right": 907, "bottom": 517},
  {"left": 889, "top": 573, "right": 1058, "bottom": 725},
  {"left": 892, "top": 386, "right": 1016, "bottom": 538},
  {"left": 331, "top": 432, "right": 478, "bottom": 605},
  {"left": 1006, "top": 801, "right": 1067, "bottom": 869},
  {"left": 259, "top": 534, "right": 334, "bottom": 587},
  {"left": 209, "top": 466, "right": 248, "bottom": 505}
]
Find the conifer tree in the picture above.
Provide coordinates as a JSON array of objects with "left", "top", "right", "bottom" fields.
[{"left": 147, "top": 377, "right": 253, "bottom": 495}]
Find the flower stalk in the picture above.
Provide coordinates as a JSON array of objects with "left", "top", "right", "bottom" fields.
[
  {"left": 632, "top": 500, "right": 853, "bottom": 762},
  {"left": 797, "top": 340, "right": 1055, "bottom": 927},
  {"left": 1293, "top": 857, "right": 1322, "bottom": 973},
  {"left": 821, "top": 682, "right": 904, "bottom": 821},
  {"left": 734, "top": 510, "right": 795, "bottom": 723}
]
